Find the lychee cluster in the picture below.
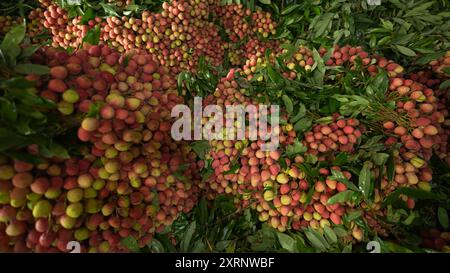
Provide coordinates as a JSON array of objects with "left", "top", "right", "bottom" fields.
[
  {"left": 101, "top": 0, "right": 225, "bottom": 74},
  {"left": 429, "top": 51, "right": 450, "bottom": 77},
  {"left": 383, "top": 78, "right": 447, "bottom": 161},
  {"left": 36, "top": 0, "right": 225, "bottom": 75},
  {"left": 0, "top": 44, "right": 201, "bottom": 252},
  {"left": 41, "top": 1, "right": 102, "bottom": 48},
  {"left": 256, "top": 166, "right": 352, "bottom": 233},
  {"left": 303, "top": 116, "right": 363, "bottom": 158},
  {"left": 320, "top": 44, "right": 448, "bottom": 166},
  {"left": 27, "top": 8, "right": 47, "bottom": 43},
  {"left": 214, "top": 4, "right": 276, "bottom": 42},
  {"left": 421, "top": 228, "right": 450, "bottom": 252},
  {"left": 196, "top": 73, "right": 367, "bottom": 238},
  {"left": 0, "top": 15, "right": 22, "bottom": 34},
  {"left": 240, "top": 38, "right": 281, "bottom": 80}
]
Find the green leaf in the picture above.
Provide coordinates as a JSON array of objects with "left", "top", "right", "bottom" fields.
[
  {"left": 312, "top": 48, "right": 325, "bottom": 74},
  {"left": 216, "top": 240, "right": 232, "bottom": 251},
  {"left": 19, "top": 44, "right": 40, "bottom": 59},
  {"left": 0, "top": 98, "right": 17, "bottom": 122},
  {"left": 148, "top": 239, "right": 165, "bottom": 253},
  {"left": 266, "top": 63, "right": 283, "bottom": 84},
  {"left": 315, "top": 116, "right": 333, "bottom": 124},
  {"left": 359, "top": 162, "right": 372, "bottom": 200},
  {"left": 443, "top": 67, "right": 450, "bottom": 75},
  {"left": 403, "top": 211, "right": 416, "bottom": 225},
  {"left": 416, "top": 52, "right": 445, "bottom": 65},
  {"left": 370, "top": 71, "right": 388, "bottom": 95},
  {"left": 282, "top": 95, "right": 294, "bottom": 114},
  {"left": 259, "top": 0, "right": 271, "bottom": 4},
  {"left": 80, "top": 8, "right": 95, "bottom": 24},
  {"left": 327, "top": 190, "right": 353, "bottom": 205},
  {"left": 294, "top": 117, "right": 312, "bottom": 132},
  {"left": 333, "top": 153, "right": 348, "bottom": 166},
  {"left": 173, "top": 171, "right": 187, "bottom": 182},
  {"left": 276, "top": 232, "right": 296, "bottom": 252},
  {"left": 290, "top": 103, "right": 306, "bottom": 123},
  {"left": 380, "top": 19, "right": 394, "bottom": 31},
  {"left": 66, "top": 0, "right": 82, "bottom": 5},
  {"left": 181, "top": 221, "right": 196, "bottom": 252},
  {"left": 438, "top": 207, "right": 449, "bottom": 229},
  {"left": 121, "top": 236, "right": 140, "bottom": 253},
  {"left": 1, "top": 24, "right": 26, "bottom": 49},
  {"left": 372, "top": 153, "right": 389, "bottom": 166},
  {"left": 333, "top": 227, "right": 348, "bottom": 237},
  {"left": 14, "top": 118, "right": 32, "bottom": 135},
  {"left": 345, "top": 211, "right": 362, "bottom": 223},
  {"left": 394, "top": 45, "right": 416, "bottom": 56},
  {"left": 404, "top": 1, "right": 435, "bottom": 17},
  {"left": 82, "top": 26, "right": 101, "bottom": 46},
  {"left": 285, "top": 139, "right": 307, "bottom": 157},
  {"left": 342, "top": 244, "right": 352, "bottom": 253},
  {"left": 328, "top": 170, "right": 359, "bottom": 191},
  {"left": 223, "top": 164, "right": 240, "bottom": 175},
  {"left": 305, "top": 153, "right": 317, "bottom": 164},
  {"left": 99, "top": 3, "right": 120, "bottom": 17},
  {"left": 386, "top": 153, "right": 395, "bottom": 182},
  {"left": 48, "top": 143, "right": 70, "bottom": 159},
  {"left": 391, "top": 33, "right": 415, "bottom": 46},
  {"left": 0, "top": 131, "right": 28, "bottom": 151},
  {"left": 87, "top": 101, "right": 102, "bottom": 118},
  {"left": 190, "top": 140, "right": 210, "bottom": 160},
  {"left": 281, "top": 4, "right": 301, "bottom": 15},
  {"left": 311, "top": 13, "right": 334, "bottom": 39},
  {"left": 440, "top": 79, "right": 450, "bottom": 90},
  {"left": 323, "top": 225, "right": 337, "bottom": 244},
  {"left": 124, "top": 4, "right": 140, "bottom": 12},
  {"left": 14, "top": 64, "right": 49, "bottom": 75},
  {"left": 0, "top": 24, "right": 26, "bottom": 63},
  {"left": 2, "top": 77, "right": 35, "bottom": 89},
  {"left": 2, "top": 150, "right": 44, "bottom": 164},
  {"left": 304, "top": 229, "right": 328, "bottom": 251},
  {"left": 384, "top": 241, "right": 414, "bottom": 253},
  {"left": 383, "top": 188, "right": 445, "bottom": 207}
]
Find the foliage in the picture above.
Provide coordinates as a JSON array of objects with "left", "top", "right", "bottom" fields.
[{"left": 0, "top": 25, "right": 72, "bottom": 162}]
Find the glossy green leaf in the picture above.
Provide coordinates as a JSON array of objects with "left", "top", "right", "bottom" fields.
[
  {"left": 440, "top": 79, "right": 450, "bottom": 90},
  {"left": 190, "top": 141, "right": 210, "bottom": 160},
  {"left": 323, "top": 225, "right": 337, "bottom": 244},
  {"left": 438, "top": 207, "right": 449, "bottom": 229},
  {"left": 386, "top": 153, "right": 395, "bottom": 182},
  {"left": 304, "top": 229, "right": 329, "bottom": 251},
  {"left": 282, "top": 95, "right": 294, "bottom": 114},
  {"left": 148, "top": 239, "right": 165, "bottom": 253},
  {"left": 80, "top": 8, "right": 95, "bottom": 24},
  {"left": 82, "top": 25, "right": 101, "bottom": 45},
  {"left": 383, "top": 188, "right": 445, "bottom": 207},
  {"left": 277, "top": 232, "right": 296, "bottom": 252},
  {"left": 359, "top": 162, "right": 372, "bottom": 200},
  {"left": 289, "top": 103, "right": 306, "bottom": 123},
  {"left": 394, "top": 45, "right": 416, "bottom": 56},
  {"left": 14, "top": 64, "right": 49, "bottom": 75},
  {"left": 181, "top": 221, "right": 196, "bottom": 252},
  {"left": 0, "top": 98, "right": 17, "bottom": 122},
  {"left": 328, "top": 170, "right": 359, "bottom": 191},
  {"left": 121, "top": 236, "right": 140, "bottom": 253},
  {"left": 327, "top": 190, "right": 353, "bottom": 205},
  {"left": 281, "top": 4, "right": 301, "bottom": 15},
  {"left": 294, "top": 117, "right": 312, "bottom": 132}
]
